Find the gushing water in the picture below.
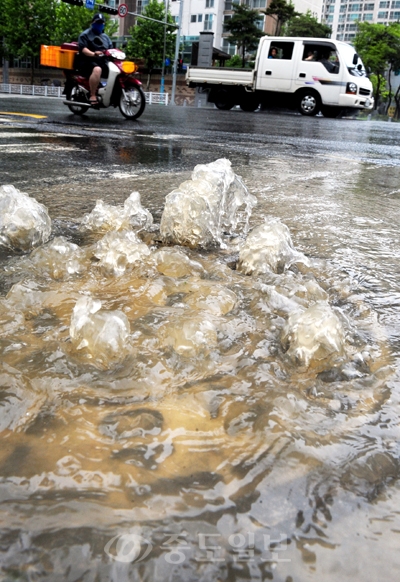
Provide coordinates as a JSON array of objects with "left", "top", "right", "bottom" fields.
[{"left": 0, "top": 159, "right": 398, "bottom": 581}]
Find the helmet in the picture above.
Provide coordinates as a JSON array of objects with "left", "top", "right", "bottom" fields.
[{"left": 92, "top": 13, "right": 105, "bottom": 24}]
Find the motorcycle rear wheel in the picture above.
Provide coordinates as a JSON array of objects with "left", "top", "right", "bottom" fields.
[
  {"left": 67, "top": 85, "right": 89, "bottom": 115},
  {"left": 119, "top": 85, "right": 146, "bottom": 120}
]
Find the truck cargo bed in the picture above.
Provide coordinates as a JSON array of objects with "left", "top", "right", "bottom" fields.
[{"left": 186, "top": 66, "right": 255, "bottom": 87}]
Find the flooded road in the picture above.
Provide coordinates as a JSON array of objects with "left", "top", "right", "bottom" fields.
[{"left": 1, "top": 99, "right": 400, "bottom": 581}]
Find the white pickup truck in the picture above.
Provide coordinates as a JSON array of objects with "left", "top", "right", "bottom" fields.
[{"left": 186, "top": 36, "right": 374, "bottom": 117}]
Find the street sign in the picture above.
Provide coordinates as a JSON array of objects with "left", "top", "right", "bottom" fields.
[
  {"left": 85, "top": 0, "right": 95, "bottom": 9},
  {"left": 118, "top": 3, "right": 128, "bottom": 17}
]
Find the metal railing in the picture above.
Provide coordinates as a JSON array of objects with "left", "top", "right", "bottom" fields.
[{"left": 0, "top": 83, "right": 169, "bottom": 105}]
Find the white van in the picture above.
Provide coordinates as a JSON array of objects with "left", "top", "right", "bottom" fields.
[{"left": 186, "top": 37, "right": 374, "bottom": 117}]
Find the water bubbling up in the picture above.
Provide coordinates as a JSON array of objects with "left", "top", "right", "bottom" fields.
[{"left": 0, "top": 159, "right": 394, "bottom": 580}]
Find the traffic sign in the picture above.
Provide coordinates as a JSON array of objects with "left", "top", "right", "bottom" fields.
[
  {"left": 85, "top": 0, "right": 95, "bottom": 9},
  {"left": 118, "top": 3, "right": 128, "bottom": 17}
]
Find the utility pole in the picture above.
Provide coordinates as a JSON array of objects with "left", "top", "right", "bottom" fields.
[
  {"left": 170, "top": 0, "right": 183, "bottom": 106},
  {"left": 160, "top": 0, "right": 169, "bottom": 94}
]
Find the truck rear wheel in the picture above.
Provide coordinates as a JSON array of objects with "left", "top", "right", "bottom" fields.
[
  {"left": 214, "top": 89, "right": 234, "bottom": 111},
  {"left": 240, "top": 97, "right": 260, "bottom": 112},
  {"left": 298, "top": 90, "right": 320, "bottom": 116}
]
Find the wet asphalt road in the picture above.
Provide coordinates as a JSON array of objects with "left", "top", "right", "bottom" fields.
[{"left": 1, "top": 95, "right": 400, "bottom": 221}]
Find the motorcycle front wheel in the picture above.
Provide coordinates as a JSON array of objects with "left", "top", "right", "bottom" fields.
[
  {"left": 66, "top": 84, "right": 89, "bottom": 115},
  {"left": 119, "top": 85, "right": 146, "bottom": 120}
]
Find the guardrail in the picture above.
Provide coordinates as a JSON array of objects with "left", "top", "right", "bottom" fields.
[{"left": 0, "top": 84, "right": 169, "bottom": 105}]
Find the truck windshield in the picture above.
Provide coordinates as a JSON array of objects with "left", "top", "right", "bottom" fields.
[{"left": 339, "top": 44, "right": 367, "bottom": 77}]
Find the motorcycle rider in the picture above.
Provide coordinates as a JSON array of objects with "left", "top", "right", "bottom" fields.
[{"left": 78, "top": 13, "right": 113, "bottom": 105}]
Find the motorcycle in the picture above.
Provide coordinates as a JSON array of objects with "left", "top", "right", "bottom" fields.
[{"left": 63, "top": 45, "right": 146, "bottom": 121}]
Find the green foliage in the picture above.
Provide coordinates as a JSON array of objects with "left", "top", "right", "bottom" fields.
[
  {"left": 264, "top": 0, "right": 298, "bottom": 36},
  {"left": 126, "top": 0, "right": 176, "bottom": 70},
  {"left": 224, "top": 3, "right": 264, "bottom": 67},
  {"left": 284, "top": 11, "right": 331, "bottom": 38},
  {"left": 0, "top": 0, "right": 7, "bottom": 58},
  {"left": 225, "top": 54, "right": 243, "bottom": 68},
  {"left": 3, "top": 0, "right": 56, "bottom": 83},
  {"left": 53, "top": 3, "right": 93, "bottom": 44},
  {"left": 53, "top": 5, "right": 118, "bottom": 45},
  {"left": 4, "top": 0, "right": 56, "bottom": 59},
  {"left": 354, "top": 22, "right": 400, "bottom": 108}
]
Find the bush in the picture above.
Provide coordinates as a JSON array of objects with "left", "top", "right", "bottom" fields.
[{"left": 225, "top": 55, "right": 243, "bottom": 68}]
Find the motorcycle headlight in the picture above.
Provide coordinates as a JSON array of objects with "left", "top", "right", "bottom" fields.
[
  {"left": 346, "top": 82, "right": 358, "bottom": 95},
  {"left": 121, "top": 61, "right": 137, "bottom": 74}
]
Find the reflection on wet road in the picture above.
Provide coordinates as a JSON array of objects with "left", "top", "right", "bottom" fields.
[{"left": 1, "top": 101, "right": 400, "bottom": 581}]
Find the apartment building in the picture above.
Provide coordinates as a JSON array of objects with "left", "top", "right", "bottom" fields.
[
  {"left": 321, "top": 0, "right": 400, "bottom": 42},
  {"left": 165, "top": 0, "right": 324, "bottom": 60}
]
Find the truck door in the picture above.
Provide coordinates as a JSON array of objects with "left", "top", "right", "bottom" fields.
[
  {"left": 295, "top": 42, "right": 345, "bottom": 105},
  {"left": 256, "top": 41, "right": 296, "bottom": 92}
]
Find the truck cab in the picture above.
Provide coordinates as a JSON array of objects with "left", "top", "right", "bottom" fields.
[
  {"left": 186, "top": 36, "right": 374, "bottom": 117},
  {"left": 254, "top": 36, "right": 373, "bottom": 116}
]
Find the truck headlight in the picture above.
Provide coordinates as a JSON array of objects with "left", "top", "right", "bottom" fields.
[{"left": 346, "top": 82, "right": 358, "bottom": 95}]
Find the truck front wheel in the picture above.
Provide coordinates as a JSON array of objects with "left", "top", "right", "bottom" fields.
[
  {"left": 214, "top": 89, "right": 234, "bottom": 111},
  {"left": 298, "top": 90, "right": 321, "bottom": 116},
  {"left": 321, "top": 106, "right": 343, "bottom": 118}
]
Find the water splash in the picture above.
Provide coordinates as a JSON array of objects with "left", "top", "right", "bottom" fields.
[
  {"left": 0, "top": 185, "right": 51, "bottom": 251},
  {"left": 80, "top": 191, "right": 153, "bottom": 234},
  {"left": 160, "top": 158, "right": 257, "bottom": 248},
  {"left": 69, "top": 296, "right": 130, "bottom": 368},
  {"left": 281, "top": 301, "right": 345, "bottom": 370},
  {"left": 238, "top": 218, "right": 309, "bottom": 275},
  {"left": 93, "top": 230, "right": 151, "bottom": 276}
]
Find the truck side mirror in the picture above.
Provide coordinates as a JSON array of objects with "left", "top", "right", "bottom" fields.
[{"left": 352, "top": 53, "right": 359, "bottom": 65}]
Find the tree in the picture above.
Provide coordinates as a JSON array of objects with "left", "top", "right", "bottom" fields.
[
  {"left": 354, "top": 22, "right": 400, "bottom": 112},
  {"left": 264, "top": 0, "right": 298, "bottom": 36},
  {"left": 126, "top": 0, "right": 176, "bottom": 90},
  {"left": 284, "top": 11, "right": 331, "bottom": 38},
  {"left": 53, "top": 4, "right": 95, "bottom": 45},
  {"left": 4, "top": 0, "right": 57, "bottom": 84},
  {"left": 0, "top": 0, "right": 7, "bottom": 61},
  {"left": 224, "top": 3, "right": 264, "bottom": 67}
]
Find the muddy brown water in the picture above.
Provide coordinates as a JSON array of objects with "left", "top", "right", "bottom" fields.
[{"left": 1, "top": 114, "right": 400, "bottom": 581}]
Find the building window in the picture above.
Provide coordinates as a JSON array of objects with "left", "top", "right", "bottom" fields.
[
  {"left": 339, "top": 14, "right": 346, "bottom": 20},
  {"left": 348, "top": 4, "right": 362, "bottom": 10},
  {"left": 204, "top": 13, "right": 214, "bottom": 30},
  {"left": 390, "top": 9, "right": 400, "bottom": 16},
  {"left": 191, "top": 14, "right": 197, "bottom": 22},
  {"left": 327, "top": 15, "right": 334, "bottom": 21},
  {"left": 136, "top": 0, "right": 149, "bottom": 15},
  {"left": 379, "top": 1, "right": 389, "bottom": 6},
  {"left": 340, "top": 5, "right": 347, "bottom": 11},
  {"left": 378, "top": 10, "right": 389, "bottom": 16},
  {"left": 222, "top": 39, "right": 236, "bottom": 56},
  {"left": 253, "top": 0, "right": 266, "bottom": 7},
  {"left": 223, "top": 14, "right": 232, "bottom": 32},
  {"left": 363, "top": 12, "right": 374, "bottom": 18},
  {"left": 206, "top": 0, "right": 214, "bottom": 7},
  {"left": 392, "top": 0, "right": 400, "bottom": 7},
  {"left": 329, "top": 5, "right": 335, "bottom": 11},
  {"left": 348, "top": 12, "right": 361, "bottom": 19},
  {"left": 255, "top": 16, "right": 264, "bottom": 29},
  {"left": 364, "top": 3, "right": 375, "bottom": 8},
  {"left": 225, "top": 0, "right": 233, "bottom": 9},
  {"left": 198, "top": 14, "right": 203, "bottom": 22}
]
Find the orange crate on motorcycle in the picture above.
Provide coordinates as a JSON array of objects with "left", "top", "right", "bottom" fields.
[
  {"left": 40, "top": 45, "right": 76, "bottom": 69},
  {"left": 40, "top": 45, "right": 60, "bottom": 68},
  {"left": 58, "top": 49, "right": 76, "bottom": 70}
]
